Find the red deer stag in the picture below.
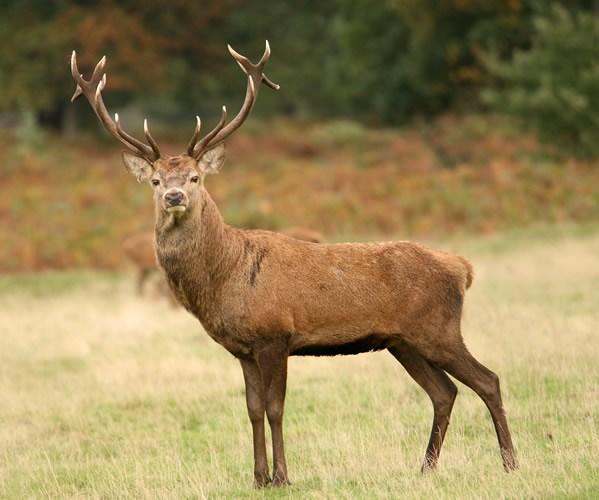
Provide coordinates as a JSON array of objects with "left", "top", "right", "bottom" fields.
[{"left": 70, "top": 42, "right": 517, "bottom": 487}]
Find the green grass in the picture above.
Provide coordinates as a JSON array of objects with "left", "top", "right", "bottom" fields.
[{"left": 1, "top": 230, "right": 598, "bottom": 498}]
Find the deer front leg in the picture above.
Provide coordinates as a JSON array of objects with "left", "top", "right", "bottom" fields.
[
  {"left": 240, "top": 359, "right": 270, "bottom": 487},
  {"left": 137, "top": 267, "right": 152, "bottom": 295},
  {"left": 255, "top": 342, "right": 290, "bottom": 486}
]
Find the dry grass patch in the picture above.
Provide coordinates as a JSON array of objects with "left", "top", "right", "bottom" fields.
[{"left": 0, "top": 231, "right": 598, "bottom": 498}]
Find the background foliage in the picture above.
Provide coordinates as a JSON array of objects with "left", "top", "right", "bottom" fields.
[
  {"left": 1, "top": 6, "right": 597, "bottom": 498},
  {"left": 2, "top": 1, "right": 599, "bottom": 272},
  {"left": 1, "top": 0, "right": 599, "bottom": 152},
  {"left": 483, "top": 5, "right": 599, "bottom": 157}
]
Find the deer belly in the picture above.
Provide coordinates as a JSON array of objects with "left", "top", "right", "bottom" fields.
[{"left": 289, "top": 332, "right": 392, "bottom": 356}]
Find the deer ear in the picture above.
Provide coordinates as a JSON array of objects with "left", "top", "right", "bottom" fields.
[
  {"left": 197, "top": 143, "right": 226, "bottom": 176},
  {"left": 122, "top": 151, "right": 153, "bottom": 183}
]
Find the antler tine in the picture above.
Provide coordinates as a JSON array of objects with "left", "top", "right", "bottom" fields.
[
  {"left": 70, "top": 51, "right": 84, "bottom": 102},
  {"left": 192, "top": 106, "right": 228, "bottom": 158},
  {"left": 184, "top": 41, "right": 278, "bottom": 160},
  {"left": 186, "top": 116, "right": 202, "bottom": 156},
  {"left": 69, "top": 50, "right": 161, "bottom": 162},
  {"left": 144, "top": 119, "right": 162, "bottom": 159},
  {"left": 113, "top": 112, "right": 155, "bottom": 157},
  {"left": 262, "top": 73, "right": 280, "bottom": 91},
  {"left": 90, "top": 55, "right": 107, "bottom": 82},
  {"left": 227, "top": 44, "right": 252, "bottom": 75},
  {"left": 199, "top": 42, "right": 278, "bottom": 149},
  {"left": 93, "top": 74, "right": 155, "bottom": 157},
  {"left": 227, "top": 41, "right": 279, "bottom": 90},
  {"left": 259, "top": 41, "right": 279, "bottom": 90},
  {"left": 258, "top": 39, "right": 271, "bottom": 66},
  {"left": 71, "top": 84, "right": 83, "bottom": 103},
  {"left": 70, "top": 50, "right": 82, "bottom": 83},
  {"left": 94, "top": 73, "right": 144, "bottom": 153}
]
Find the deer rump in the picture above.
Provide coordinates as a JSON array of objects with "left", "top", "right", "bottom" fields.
[{"left": 216, "top": 234, "right": 473, "bottom": 359}]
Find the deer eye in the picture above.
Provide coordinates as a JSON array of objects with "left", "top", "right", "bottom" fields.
[
  {"left": 151, "top": 179, "right": 160, "bottom": 186},
  {"left": 190, "top": 176, "right": 200, "bottom": 183}
]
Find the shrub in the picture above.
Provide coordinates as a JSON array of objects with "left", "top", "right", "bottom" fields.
[{"left": 482, "top": 6, "right": 599, "bottom": 158}]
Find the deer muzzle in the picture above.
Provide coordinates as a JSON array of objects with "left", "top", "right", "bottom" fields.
[{"left": 164, "top": 189, "right": 188, "bottom": 214}]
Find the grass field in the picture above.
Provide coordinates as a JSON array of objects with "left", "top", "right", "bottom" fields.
[{"left": 1, "top": 228, "right": 598, "bottom": 498}]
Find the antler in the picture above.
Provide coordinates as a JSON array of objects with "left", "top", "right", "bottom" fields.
[
  {"left": 188, "top": 40, "right": 279, "bottom": 159},
  {"left": 70, "top": 51, "right": 161, "bottom": 162}
]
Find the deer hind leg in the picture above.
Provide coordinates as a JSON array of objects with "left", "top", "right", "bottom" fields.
[
  {"left": 388, "top": 343, "right": 457, "bottom": 471},
  {"left": 439, "top": 345, "right": 518, "bottom": 472}
]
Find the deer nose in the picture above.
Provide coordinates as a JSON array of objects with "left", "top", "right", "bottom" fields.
[{"left": 164, "top": 190, "right": 185, "bottom": 206}]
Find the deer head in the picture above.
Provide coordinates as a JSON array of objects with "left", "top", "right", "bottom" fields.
[{"left": 70, "top": 42, "right": 279, "bottom": 218}]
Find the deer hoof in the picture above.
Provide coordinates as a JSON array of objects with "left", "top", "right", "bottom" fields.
[
  {"left": 271, "top": 476, "right": 291, "bottom": 487},
  {"left": 253, "top": 473, "right": 271, "bottom": 488}
]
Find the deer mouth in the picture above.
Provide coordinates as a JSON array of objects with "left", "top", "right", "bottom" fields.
[{"left": 166, "top": 205, "right": 187, "bottom": 214}]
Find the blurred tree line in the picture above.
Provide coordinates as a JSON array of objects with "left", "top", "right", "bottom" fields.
[{"left": 1, "top": 0, "right": 599, "bottom": 155}]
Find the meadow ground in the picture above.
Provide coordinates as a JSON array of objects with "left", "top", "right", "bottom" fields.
[{"left": 0, "top": 227, "right": 598, "bottom": 499}]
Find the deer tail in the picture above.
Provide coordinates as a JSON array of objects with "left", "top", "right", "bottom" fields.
[{"left": 458, "top": 256, "right": 474, "bottom": 290}]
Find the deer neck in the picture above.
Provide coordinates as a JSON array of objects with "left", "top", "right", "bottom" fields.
[{"left": 154, "top": 188, "right": 240, "bottom": 313}]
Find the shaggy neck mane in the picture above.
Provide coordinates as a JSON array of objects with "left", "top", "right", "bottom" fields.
[{"left": 154, "top": 188, "right": 242, "bottom": 318}]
